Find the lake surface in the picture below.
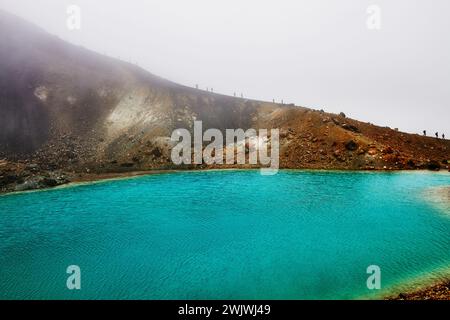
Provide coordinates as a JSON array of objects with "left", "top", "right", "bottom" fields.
[{"left": 0, "top": 170, "right": 449, "bottom": 299}]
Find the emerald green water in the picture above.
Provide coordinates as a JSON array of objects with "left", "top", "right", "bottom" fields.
[{"left": 0, "top": 170, "right": 449, "bottom": 300}]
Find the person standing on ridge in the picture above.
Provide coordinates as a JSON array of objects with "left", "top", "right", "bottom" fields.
[
  {"left": 435, "top": 132, "right": 439, "bottom": 138},
  {"left": 443, "top": 133, "right": 446, "bottom": 140},
  {"left": 423, "top": 130, "right": 426, "bottom": 136}
]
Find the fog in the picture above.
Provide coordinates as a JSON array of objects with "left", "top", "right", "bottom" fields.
[{"left": 1, "top": 0, "right": 449, "bottom": 134}]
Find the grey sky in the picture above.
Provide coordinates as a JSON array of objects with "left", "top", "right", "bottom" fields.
[{"left": 1, "top": 0, "right": 449, "bottom": 134}]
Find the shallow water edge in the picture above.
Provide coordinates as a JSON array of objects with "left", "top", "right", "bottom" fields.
[{"left": 2, "top": 168, "right": 449, "bottom": 197}]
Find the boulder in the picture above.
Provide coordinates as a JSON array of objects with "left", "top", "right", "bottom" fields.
[
  {"left": 427, "top": 161, "right": 441, "bottom": 171},
  {"left": 151, "top": 147, "right": 162, "bottom": 158},
  {"left": 42, "top": 177, "right": 58, "bottom": 187},
  {"left": 120, "top": 163, "right": 134, "bottom": 168},
  {"left": 341, "top": 123, "right": 360, "bottom": 133},
  {"left": 344, "top": 140, "right": 358, "bottom": 151},
  {"left": 14, "top": 179, "right": 40, "bottom": 192},
  {"left": 382, "top": 146, "right": 394, "bottom": 154},
  {"left": 0, "top": 174, "right": 22, "bottom": 186}
]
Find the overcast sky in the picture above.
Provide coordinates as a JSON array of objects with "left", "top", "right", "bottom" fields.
[{"left": 1, "top": 0, "right": 449, "bottom": 134}]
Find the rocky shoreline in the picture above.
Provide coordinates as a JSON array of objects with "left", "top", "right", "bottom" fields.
[
  {"left": 2, "top": 159, "right": 449, "bottom": 195},
  {"left": 387, "top": 280, "right": 450, "bottom": 300},
  {"left": 0, "top": 159, "right": 176, "bottom": 194},
  {"left": 0, "top": 159, "right": 69, "bottom": 194}
]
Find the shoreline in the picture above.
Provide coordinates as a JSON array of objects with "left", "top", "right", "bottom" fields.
[
  {"left": 2, "top": 167, "right": 448, "bottom": 197},
  {"left": 380, "top": 264, "right": 450, "bottom": 300},
  {"left": 382, "top": 264, "right": 450, "bottom": 300},
  {"left": 387, "top": 280, "right": 450, "bottom": 300}
]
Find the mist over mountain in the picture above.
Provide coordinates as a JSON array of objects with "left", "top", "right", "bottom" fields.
[{"left": 0, "top": 10, "right": 449, "bottom": 192}]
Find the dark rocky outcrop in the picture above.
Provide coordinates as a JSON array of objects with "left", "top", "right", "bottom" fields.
[
  {"left": 426, "top": 161, "right": 441, "bottom": 171},
  {"left": 341, "top": 123, "right": 360, "bottom": 133},
  {"left": 344, "top": 140, "right": 358, "bottom": 151}
]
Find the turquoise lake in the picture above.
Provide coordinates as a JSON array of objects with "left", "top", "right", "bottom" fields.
[{"left": 0, "top": 170, "right": 449, "bottom": 300}]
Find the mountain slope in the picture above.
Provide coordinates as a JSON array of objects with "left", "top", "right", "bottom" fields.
[
  {"left": 0, "top": 10, "right": 275, "bottom": 164},
  {"left": 0, "top": 10, "right": 449, "bottom": 192}
]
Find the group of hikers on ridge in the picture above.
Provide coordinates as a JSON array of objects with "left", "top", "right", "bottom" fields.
[{"left": 423, "top": 130, "right": 445, "bottom": 139}]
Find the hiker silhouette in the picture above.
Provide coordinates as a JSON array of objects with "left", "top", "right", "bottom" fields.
[
  {"left": 443, "top": 133, "right": 446, "bottom": 140},
  {"left": 435, "top": 132, "right": 439, "bottom": 138},
  {"left": 423, "top": 130, "right": 426, "bottom": 136}
]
